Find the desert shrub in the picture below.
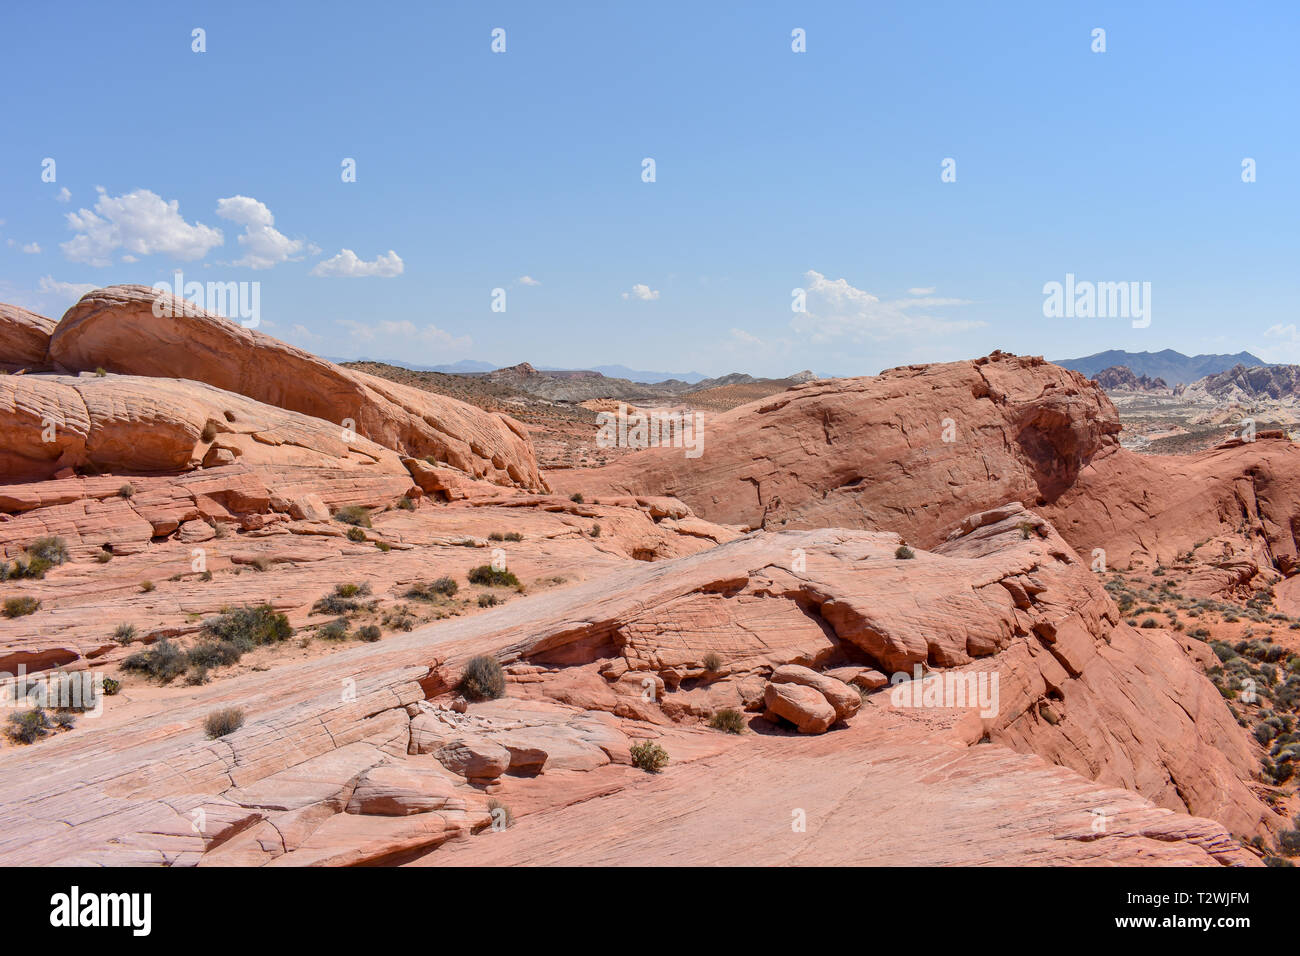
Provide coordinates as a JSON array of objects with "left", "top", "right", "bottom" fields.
[
  {"left": 185, "top": 665, "right": 209, "bottom": 686},
  {"left": 204, "top": 707, "right": 245, "bottom": 739},
  {"left": 94, "top": 367, "right": 107, "bottom": 377},
  {"left": 201, "top": 604, "right": 293, "bottom": 650},
  {"left": 467, "top": 565, "right": 520, "bottom": 588},
  {"left": 589, "top": 523, "right": 602, "bottom": 538},
  {"left": 375, "top": 541, "right": 392, "bottom": 552},
  {"left": 895, "top": 545, "right": 915, "bottom": 560},
  {"left": 406, "top": 577, "right": 458, "bottom": 600},
  {"left": 488, "top": 532, "right": 505, "bottom": 541},
  {"left": 333, "top": 506, "right": 372, "bottom": 528},
  {"left": 1139, "top": 618, "right": 1159, "bottom": 628},
  {"left": 3, "top": 597, "right": 40, "bottom": 618},
  {"left": 119, "top": 483, "right": 135, "bottom": 498},
  {"left": 346, "top": 526, "right": 367, "bottom": 543},
  {"left": 477, "top": 593, "right": 501, "bottom": 608},
  {"left": 357, "top": 625, "right": 382, "bottom": 642},
  {"left": 2, "top": 555, "right": 52, "bottom": 580},
  {"left": 1279, "top": 829, "right": 1300, "bottom": 856},
  {"left": 186, "top": 640, "right": 244, "bottom": 669},
  {"left": 396, "top": 496, "right": 415, "bottom": 511},
  {"left": 383, "top": 606, "right": 417, "bottom": 631},
  {"left": 708, "top": 708, "right": 746, "bottom": 734},
  {"left": 53, "top": 712, "right": 76, "bottom": 730},
  {"left": 95, "top": 551, "right": 112, "bottom": 563},
  {"left": 630, "top": 740, "right": 669, "bottom": 773},
  {"left": 1017, "top": 521, "right": 1034, "bottom": 539},
  {"left": 702, "top": 652, "right": 722, "bottom": 672},
  {"left": 121, "top": 639, "right": 188, "bottom": 683},
  {"left": 458, "top": 655, "right": 505, "bottom": 701},
  {"left": 1210, "top": 641, "right": 1238, "bottom": 662},
  {"left": 569, "top": 493, "right": 584, "bottom": 503},
  {"left": 318, "top": 618, "right": 350, "bottom": 641},
  {"left": 101, "top": 677, "right": 120, "bottom": 696},
  {"left": 5, "top": 709, "right": 53, "bottom": 745},
  {"left": 504, "top": 532, "right": 523, "bottom": 542},
  {"left": 26, "top": 537, "right": 69, "bottom": 566},
  {"left": 139, "top": 581, "right": 155, "bottom": 593},
  {"left": 113, "top": 624, "right": 138, "bottom": 645},
  {"left": 313, "top": 583, "right": 373, "bottom": 615}
]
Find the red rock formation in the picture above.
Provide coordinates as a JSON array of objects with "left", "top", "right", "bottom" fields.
[
  {"left": 0, "top": 304, "right": 55, "bottom": 371},
  {"left": 1042, "top": 437, "right": 1300, "bottom": 578},
  {"left": 549, "top": 352, "right": 1120, "bottom": 545},
  {"left": 47, "top": 286, "right": 543, "bottom": 490}
]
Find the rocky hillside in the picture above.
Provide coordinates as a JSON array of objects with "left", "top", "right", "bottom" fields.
[
  {"left": 1093, "top": 365, "right": 1171, "bottom": 392},
  {"left": 1178, "top": 364, "right": 1300, "bottom": 405}
]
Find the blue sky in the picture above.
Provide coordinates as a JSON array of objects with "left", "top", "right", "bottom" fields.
[{"left": 2, "top": 0, "right": 1297, "bottom": 377}]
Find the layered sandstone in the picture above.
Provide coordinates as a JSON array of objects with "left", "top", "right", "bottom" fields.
[
  {"left": 548, "top": 352, "right": 1120, "bottom": 545},
  {"left": 0, "top": 506, "right": 1272, "bottom": 865},
  {"left": 47, "top": 286, "right": 543, "bottom": 490},
  {"left": 0, "top": 304, "right": 56, "bottom": 371}
]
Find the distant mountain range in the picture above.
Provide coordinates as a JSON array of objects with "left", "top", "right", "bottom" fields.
[{"left": 1054, "top": 349, "right": 1268, "bottom": 385}]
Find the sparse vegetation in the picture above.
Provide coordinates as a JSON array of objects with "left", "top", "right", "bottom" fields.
[
  {"left": 333, "top": 505, "right": 372, "bottom": 528},
  {"left": 477, "top": 593, "right": 501, "bottom": 608},
  {"left": 895, "top": 545, "right": 915, "bottom": 560},
  {"left": 119, "top": 483, "right": 135, "bottom": 498},
  {"left": 458, "top": 655, "right": 505, "bottom": 701},
  {"left": 5, "top": 709, "right": 53, "bottom": 744},
  {"left": 204, "top": 707, "right": 245, "bottom": 739},
  {"left": 589, "top": 523, "right": 602, "bottom": 537},
  {"left": 569, "top": 492, "right": 584, "bottom": 503},
  {"left": 396, "top": 496, "right": 415, "bottom": 511},
  {"left": 312, "top": 582, "right": 373, "bottom": 615},
  {"left": 113, "top": 623, "right": 137, "bottom": 645},
  {"left": 406, "top": 577, "right": 458, "bottom": 600},
  {"left": 708, "top": 708, "right": 746, "bottom": 734},
  {"left": 468, "top": 565, "right": 520, "bottom": 588},
  {"left": 318, "top": 618, "right": 350, "bottom": 640},
  {"left": 346, "top": 526, "right": 367, "bottom": 543},
  {"left": 101, "top": 677, "right": 120, "bottom": 696},
  {"left": 26, "top": 537, "right": 69, "bottom": 566},
  {"left": 630, "top": 740, "right": 669, "bottom": 773},
  {"left": 121, "top": 639, "right": 189, "bottom": 683},
  {"left": 357, "top": 624, "right": 382, "bottom": 642},
  {"left": 2, "top": 597, "right": 40, "bottom": 618},
  {"left": 139, "top": 580, "right": 155, "bottom": 593},
  {"left": 487, "top": 798, "right": 514, "bottom": 829},
  {"left": 201, "top": 604, "right": 293, "bottom": 649},
  {"left": 702, "top": 652, "right": 722, "bottom": 672}
]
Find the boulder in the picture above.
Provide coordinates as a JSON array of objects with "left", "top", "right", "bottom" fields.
[
  {"left": 0, "top": 304, "right": 56, "bottom": 370},
  {"left": 764, "top": 682, "right": 836, "bottom": 734},
  {"left": 345, "top": 763, "right": 466, "bottom": 815},
  {"left": 770, "top": 664, "right": 861, "bottom": 720}
]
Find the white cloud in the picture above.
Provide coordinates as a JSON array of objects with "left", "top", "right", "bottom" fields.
[
  {"left": 37, "top": 275, "right": 97, "bottom": 305},
  {"left": 729, "top": 328, "right": 765, "bottom": 347},
  {"left": 793, "top": 270, "right": 982, "bottom": 344},
  {"left": 908, "top": 286, "right": 936, "bottom": 295},
  {"left": 338, "top": 318, "right": 470, "bottom": 353},
  {"left": 622, "top": 283, "right": 660, "bottom": 301},
  {"left": 215, "top": 195, "right": 308, "bottom": 270},
  {"left": 55, "top": 187, "right": 71, "bottom": 203},
  {"left": 312, "top": 249, "right": 404, "bottom": 278},
  {"left": 517, "top": 275, "right": 540, "bottom": 286},
  {"left": 21, "top": 243, "right": 40, "bottom": 254},
  {"left": 1266, "top": 323, "right": 1299, "bottom": 343},
  {"left": 61, "top": 187, "right": 224, "bottom": 267}
]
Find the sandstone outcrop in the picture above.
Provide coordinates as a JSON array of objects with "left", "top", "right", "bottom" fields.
[
  {"left": 0, "top": 372, "right": 407, "bottom": 482},
  {"left": 47, "top": 286, "right": 543, "bottom": 490},
  {"left": 0, "top": 304, "right": 55, "bottom": 371},
  {"left": 548, "top": 352, "right": 1120, "bottom": 545}
]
